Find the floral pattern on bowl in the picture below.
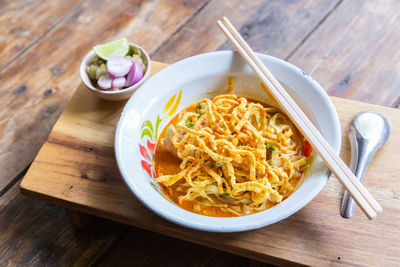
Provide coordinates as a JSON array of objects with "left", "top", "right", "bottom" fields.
[{"left": 139, "top": 91, "right": 182, "bottom": 198}]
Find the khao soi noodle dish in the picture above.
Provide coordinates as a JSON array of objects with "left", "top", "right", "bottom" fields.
[{"left": 154, "top": 79, "right": 314, "bottom": 217}]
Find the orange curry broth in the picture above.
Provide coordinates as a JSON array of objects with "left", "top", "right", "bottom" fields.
[{"left": 153, "top": 99, "right": 309, "bottom": 217}]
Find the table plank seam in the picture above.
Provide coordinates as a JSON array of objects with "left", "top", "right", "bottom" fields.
[
  {"left": 0, "top": 164, "right": 30, "bottom": 197},
  {"left": 0, "top": 0, "right": 89, "bottom": 74},
  {"left": 88, "top": 225, "right": 131, "bottom": 267},
  {"left": 285, "top": 0, "right": 344, "bottom": 61},
  {"left": 148, "top": 0, "right": 212, "bottom": 58}
]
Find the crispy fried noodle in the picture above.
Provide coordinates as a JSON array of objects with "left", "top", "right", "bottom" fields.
[{"left": 155, "top": 87, "right": 312, "bottom": 217}]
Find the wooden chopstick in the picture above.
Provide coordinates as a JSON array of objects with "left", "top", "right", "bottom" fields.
[
  {"left": 218, "top": 18, "right": 381, "bottom": 219},
  {"left": 219, "top": 17, "right": 382, "bottom": 215},
  {"left": 217, "top": 17, "right": 382, "bottom": 219}
]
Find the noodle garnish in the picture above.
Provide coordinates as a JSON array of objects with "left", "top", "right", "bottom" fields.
[{"left": 155, "top": 84, "right": 313, "bottom": 217}]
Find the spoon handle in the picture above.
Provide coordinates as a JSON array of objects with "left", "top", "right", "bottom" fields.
[{"left": 340, "top": 127, "right": 375, "bottom": 218}]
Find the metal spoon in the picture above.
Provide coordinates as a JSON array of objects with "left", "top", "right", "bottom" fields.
[{"left": 340, "top": 111, "right": 390, "bottom": 218}]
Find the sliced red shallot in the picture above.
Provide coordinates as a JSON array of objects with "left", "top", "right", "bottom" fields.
[
  {"left": 112, "top": 76, "right": 126, "bottom": 88},
  {"left": 97, "top": 74, "right": 113, "bottom": 90},
  {"left": 125, "top": 61, "right": 143, "bottom": 87},
  {"left": 107, "top": 56, "right": 132, "bottom": 77}
]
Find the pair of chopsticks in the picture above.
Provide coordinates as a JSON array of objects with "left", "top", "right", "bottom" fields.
[{"left": 217, "top": 17, "right": 382, "bottom": 219}]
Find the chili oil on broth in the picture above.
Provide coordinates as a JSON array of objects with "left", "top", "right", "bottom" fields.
[{"left": 154, "top": 94, "right": 313, "bottom": 217}]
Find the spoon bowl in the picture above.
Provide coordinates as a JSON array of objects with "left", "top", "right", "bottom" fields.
[{"left": 340, "top": 111, "right": 391, "bottom": 218}]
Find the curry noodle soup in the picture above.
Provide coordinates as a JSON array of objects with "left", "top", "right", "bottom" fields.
[{"left": 154, "top": 81, "right": 314, "bottom": 217}]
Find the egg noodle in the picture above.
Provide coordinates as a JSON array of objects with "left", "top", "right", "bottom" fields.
[{"left": 155, "top": 84, "right": 312, "bottom": 216}]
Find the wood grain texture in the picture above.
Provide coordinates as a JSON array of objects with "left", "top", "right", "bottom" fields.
[
  {"left": 65, "top": 208, "right": 92, "bottom": 229},
  {"left": 0, "top": 0, "right": 208, "bottom": 193},
  {"left": 0, "top": 181, "right": 129, "bottom": 266},
  {"left": 20, "top": 61, "right": 400, "bottom": 266},
  {"left": 288, "top": 0, "right": 400, "bottom": 106},
  {"left": 0, "top": 0, "right": 84, "bottom": 70},
  {"left": 152, "top": 0, "right": 341, "bottom": 63},
  {"left": 5, "top": 1, "right": 400, "bottom": 265},
  {"left": 99, "top": 227, "right": 269, "bottom": 267}
]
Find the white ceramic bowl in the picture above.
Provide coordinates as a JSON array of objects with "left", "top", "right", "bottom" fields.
[
  {"left": 115, "top": 51, "right": 341, "bottom": 232},
  {"left": 80, "top": 43, "right": 151, "bottom": 101}
]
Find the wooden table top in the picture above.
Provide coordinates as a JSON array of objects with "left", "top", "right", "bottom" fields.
[{"left": 2, "top": 0, "right": 400, "bottom": 266}]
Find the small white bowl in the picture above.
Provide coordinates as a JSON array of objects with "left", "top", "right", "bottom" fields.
[
  {"left": 80, "top": 43, "right": 151, "bottom": 101},
  {"left": 115, "top": 51, "right": 341, "bottom": 232}
]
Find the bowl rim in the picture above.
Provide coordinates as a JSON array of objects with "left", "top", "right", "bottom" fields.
[
  {"left": 79, "top": 43, "right": 151, "bottom": 95},
  {"left": 115, "top": 51, "right": 342, "bottom": 232}
]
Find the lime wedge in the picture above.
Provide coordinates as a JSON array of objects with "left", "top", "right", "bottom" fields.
[{"left": 93, "top": 38, "right": 129, "bottom": 60}]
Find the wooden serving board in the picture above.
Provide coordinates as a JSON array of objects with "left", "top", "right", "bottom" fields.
[{"left": 20, "top": 61, "right": 400, "bottom": 266}]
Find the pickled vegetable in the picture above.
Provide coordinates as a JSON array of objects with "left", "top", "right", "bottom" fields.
[{"left": 86, "top": 41, "right": 147, "bottom": 91}]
